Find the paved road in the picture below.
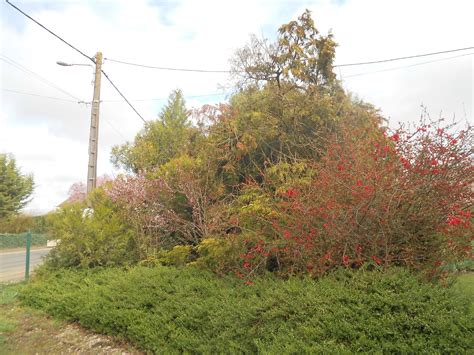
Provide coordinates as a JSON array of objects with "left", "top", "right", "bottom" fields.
[{"left": 0, "top": 248, "right": 50, "bottom": 282}]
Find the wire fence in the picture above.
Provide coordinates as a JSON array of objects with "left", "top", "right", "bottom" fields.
[{"left": 0, "top": 233, "right": 48, "bottom": 250}]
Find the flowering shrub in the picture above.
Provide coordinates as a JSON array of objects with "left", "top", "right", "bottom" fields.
[
  {"left": 105, "top": 157, "right": 227, "bottom": 252},
  {"left": 231, "top": 120, "right": 473, "bottom": 279}
]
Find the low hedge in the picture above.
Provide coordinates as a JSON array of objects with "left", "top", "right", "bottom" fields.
[
  {"left": 0, "top": 233, "right": 48, "bottom": 249},
  {"left": 20, "top": 267, "right": 473, "bottom": 353}
]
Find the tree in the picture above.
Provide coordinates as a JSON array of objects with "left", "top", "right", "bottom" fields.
[
  {"left": 231, "top": 9, "right": 337, "bottom": 91},
  {"left": 59, "top": 175, "right": 111, "bottom": 207},
  {"left": 202, "top": 10, "right": 382, "bottom": 187},
  {"left": 111, "top": 89, "right": 200, "bottom": 173},
  {"left": 0, "top": 154, "right": 34, "bottom": 218}
]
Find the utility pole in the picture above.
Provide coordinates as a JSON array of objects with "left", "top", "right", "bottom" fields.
[{"left": 86, "top": 52, "right": 102, "bottom": 194}]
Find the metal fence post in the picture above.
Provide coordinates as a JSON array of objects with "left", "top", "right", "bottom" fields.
[{"left": 25, "top": 231, "right": 31, "bottom": 281}]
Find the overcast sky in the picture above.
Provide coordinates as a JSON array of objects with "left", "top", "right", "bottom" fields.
[{"left": 0, "top": 0, "right": 472, "bottom": 215}]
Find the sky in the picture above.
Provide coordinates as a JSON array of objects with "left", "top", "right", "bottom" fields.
[{"left": 0, "top": 0, "right": 473, "bottom": 215}]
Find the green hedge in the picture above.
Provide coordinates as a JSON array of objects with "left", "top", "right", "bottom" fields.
[
  {"left": 20, "top": 267, "right": 473, "bottom": 353},
  {"left": 0, "top": 233, "right": 48, "bottom": 249}
]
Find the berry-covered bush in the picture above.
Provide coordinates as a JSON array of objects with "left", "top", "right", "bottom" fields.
[{"left": 230, "top": 120, "right": 473, "bottom": 279}]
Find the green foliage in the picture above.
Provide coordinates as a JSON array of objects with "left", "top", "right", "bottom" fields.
[
  {"left": 44, "top": 189, "right": 137, "bottom": 268},
  {"left": 0, "top": 283, "right": 23, "bottom": 305},
  {"left": 0, "top": 154, "right": 34, "bottom": 219},
  {"left": 191, "top": 237, "right": 242, "bottom": 273},
  {"left": 0, "top": 233, "right": 48, "bottom": 249},
  {"left": 111, "top": 90, "right": 200, "bottom": 173},
  {"left": 0, "top": 214, "right": 48, "bottom": 234},
  {"left": 0, "top": 214, "right": 34, "bottom": 234},
  {"left": 20, "top": 267, "right": 473, "bottom": 353},
  {"left": 157, "top": 245, "right": 193, "bottom": 266},
  {"left": 454, "top": 273, "right": 474, "bottom": 314},
  {"left": 232, "top": 9, "right": 337, "bottom": 90}
]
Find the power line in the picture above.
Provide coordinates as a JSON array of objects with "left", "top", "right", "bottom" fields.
[
  {"left": 334, "top": 46, "right": 474, "bottom": 68},
  {"left": 1, "top": 88, "right": 78, "bottom": 102},
  {"left": 4, "top": 1, "right": 147, "bottom": 125},
  {"left": 5, "top": 0, "right": 473, "bottom": 73},
  {"left": 1, "top": 88, "right": 128, "bottom": 141},
  {"left": 100, "top": 69, "right": 148, "bottom": 123},
  {"left": 344, "top": 52, "right": 474, "bottom": 79},
  {"left": 104, "top": 58, "right": 232, "bottom": 73},
  {"left": 101, "top": 115, "right": 128, "bottom": 141},
  {"left": 5, "top": 0, "right": 94, "bottom": 63},
  {"left": 104, "top": 46, "right": 474, "bottom": 73},
  {"left": 101, "top": 92, "right": 227, "bottom": 103},
  {"left": 1, "top": 54, "right": 82, "bottom": 101}
]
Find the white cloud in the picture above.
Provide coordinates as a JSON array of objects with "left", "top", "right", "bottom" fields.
[{"left": 0, "top": 0, "right": 472, "bottom": 214}]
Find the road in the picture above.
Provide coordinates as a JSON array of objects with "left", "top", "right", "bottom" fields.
[{"left": 0, "top": 248, "right": 50, "bottom": 282}]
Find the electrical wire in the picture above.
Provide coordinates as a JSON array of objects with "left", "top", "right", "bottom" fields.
[
  {"left": 104, "top": 58, "right": 232, "bottom": 73},
  {"left": 1, "top": 54, "right": 82, "bottom": 101},
  {"left": 101, "top": 92, "right": 227, "bottom": 103},
  {"left": 5, "top": 0, "right": 94, "bottom": 63},
  {"left": 101, "top": 115, "right": 128, "bottom": 141},
  {"left": 1, "top": 88, "right": 79, "bottom": 102},
  {"left": 4, "top": 1, "right": 147, "bottom": 124},
  {"left": 100, "top": 69, "right": 148, "bottom": 123},
  {"left": 344, "top": 52, "right": 474, "bottom": 78},
  {"left": 6, "top": 0, "right": 473, "bottom": 73},
  {"left": 334, "top": 46, "right": 474, "bottom": 68},
  {"left": 1, "top": 89, "right": 128, "bottom": 141},
  {"left": 104, "top": 46, "right": 474, "bottom": 73}
]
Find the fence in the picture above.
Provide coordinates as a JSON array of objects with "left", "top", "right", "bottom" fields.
[{"left": 0, "top": 232, "right": 48, "bottom": 249}]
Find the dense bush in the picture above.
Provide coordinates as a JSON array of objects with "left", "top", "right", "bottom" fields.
[
  {"left": 0, "top": 233, "right": 48, "bottom": 249},
  {"left": 45, "top": 11, "right": 473, "bottom": 281},
  {"left": 0, "top": 214, "right": 48, "bottom": 234},
  {"left": 44, "top": 189, "right": 138, "bottom": 268},
  {"left": 21, "top": 267, "right": 473, "bottom": 353},
  {"left": 227, "top": 120, "right": 473, "bottom": 279}
]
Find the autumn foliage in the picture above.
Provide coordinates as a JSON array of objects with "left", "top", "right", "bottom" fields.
[
  {"left": 48, "top": 11, "right": 473, "bottom": 280},
  {"left": 231, "top": 120, "right": 473, "bottom": 279}
]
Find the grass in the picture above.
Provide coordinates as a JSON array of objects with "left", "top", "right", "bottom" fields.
[
  {"left": 455, "top": 272, "right": 474, "bottom": 313},
  {"left": 19, "top": 266, "right": 474, "bottom": 354},
  {"left": 0, "top": 283, "right": 22, "bottom": 345},
  {"left": 0, "top": 283, "right": 141, "bottom": 354}
]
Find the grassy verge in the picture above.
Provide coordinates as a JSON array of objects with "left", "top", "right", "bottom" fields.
[
  {"left": 455, "top": 273, "right": 474, "bottom": 313},
  {"left": 20, "top": 266, "right": 474, "bottom": 353},
  {"left": 0, "top": 283, "right": 141, "bottom": 354}
]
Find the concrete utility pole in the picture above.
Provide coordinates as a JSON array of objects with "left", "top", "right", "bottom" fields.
[{"left": 86, "top": 52, "right": 102, "bottom": 194}]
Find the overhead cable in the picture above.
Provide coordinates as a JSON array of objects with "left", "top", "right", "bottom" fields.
[
  {"left": 101, "top": 70, "right": 148, "bottom": 123},
  {"left": 5, "top": 1, "right": 147, "bottom": 124},
  {"left": 104, "top": 58, "right": 232, "bottom": 73},
  {"left": 101, "top": 92, "right": 227, "bottom": 103},
  {"left": 104, "top": 46, "right": 474, "bottom": 73},
  {"left": 1, "top": 88, "right": 79, "bottom": 102},
  {"left": 5, "top": 0, "right": 94, "bottom": 63},
  {"left": 1, "top": 88, "right": 128, "bottom": 141},
  {"left": 334, "top": 46, "right": 474, "bottom": 67},
  {"left": 1, "top": 54, "right": 82, "bottom": 101},
  {"left": 344, "top": 52, "right": 474, "bottom": 78}
]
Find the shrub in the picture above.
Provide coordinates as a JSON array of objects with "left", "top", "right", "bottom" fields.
[
  {"left": 0, "top": 214, "right": 34, "bottom": 234},
  {"left": 156, "top": 245, "right": 193, "bottom": 266},
  {"left": 105, "top": 158, "right": 227, "bottom": 251},
  {"left": 228, "top": 120, "right": 473, "bottom": 279},
  {"left": 0, "top": 214, "right": 49, "bottom": 234},
  {"left": 20, "top": 267, "right": 473, "bottom": 353},
  {"left": 44, "top": 189, "right": 138, "bottom": 268}
]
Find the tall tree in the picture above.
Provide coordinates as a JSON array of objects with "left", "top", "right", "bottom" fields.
[
  {"left": 111, "top": 89, "right": 198, "bottom": 173},
  {"left": 0, "top": 154, "right": 34, "bottom": 218},
  {"left": 231, "top": 9, "right": 337, "bottom": 91}
]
